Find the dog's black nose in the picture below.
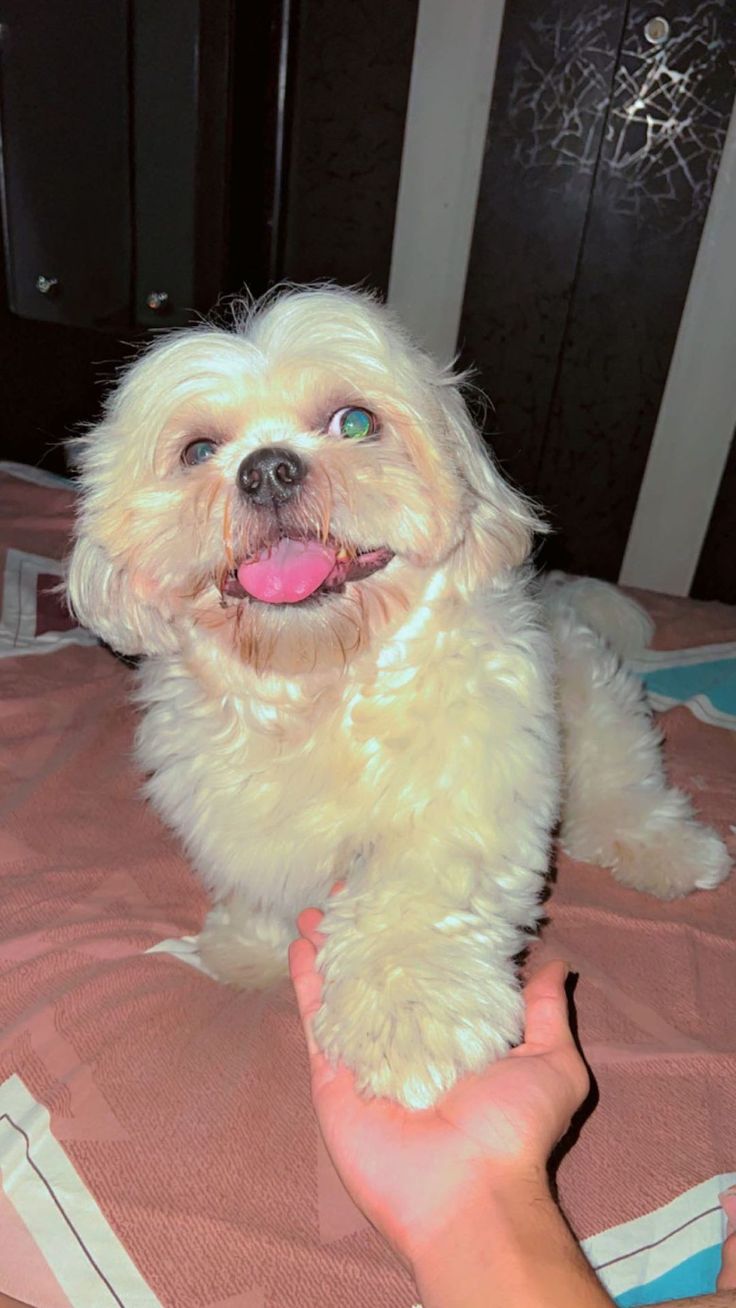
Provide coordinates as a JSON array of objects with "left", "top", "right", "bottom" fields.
[{"left": 237, "top": 446, "right": 307, "bottom": 505}]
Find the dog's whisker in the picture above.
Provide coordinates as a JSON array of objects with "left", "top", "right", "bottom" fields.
[
  {"left": 319, "top": 471, "right": 334, "bottom": 545},
  {"left": 222, "top": 496, "right": 235, "bottom": 572},
  {"left": 180, "top": 572, "right": 212, "bottom": 603}
]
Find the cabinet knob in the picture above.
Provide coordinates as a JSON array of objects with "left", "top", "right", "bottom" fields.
[
  {"left": 146, "top": 290, "right": 170, "bottom": 312},
  {"left": 644, "top": 16, "right": 670, "bottom": 44}
]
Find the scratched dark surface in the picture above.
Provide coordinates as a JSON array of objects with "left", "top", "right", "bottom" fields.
[
  {"left": 460, "top": 0, "right": 735, "bottom": 584},
  {"left": 279, "top": 0, "right": 419, "bottom": 293}
]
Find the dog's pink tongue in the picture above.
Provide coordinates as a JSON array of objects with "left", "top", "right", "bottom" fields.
[{"left": 237, "top": 538, "right": 336, "bottom": 603}]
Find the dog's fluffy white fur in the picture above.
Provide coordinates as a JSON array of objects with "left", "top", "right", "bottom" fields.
[{"left": 67, "top": 286, "right": 730, "bottom": 1108}]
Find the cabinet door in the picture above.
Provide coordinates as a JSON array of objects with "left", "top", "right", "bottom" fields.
[
  {"left": 0, "top": 0, "right": 255, "bottom": 473},
  {"left": 459, "top": 0, "right": 735, "bottom": 582},
  {"left": 460, "top": 0, "right": 628, "bottom": 496},
  {"left": 0, "top": 0, "right": 131, "bottom": 330},
  {"left": 537, "top": 0, "right": 736, "bottom": 580},
  {"left": 0, "top": 0, "right": 233, "bottom": 333},
  {"left": 277, "top": 0, "right": 418, "bottom": 291}
]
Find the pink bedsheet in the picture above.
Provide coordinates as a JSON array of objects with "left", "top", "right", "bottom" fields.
[{"left": 1, "top": 465, "right": 734, "bottom": 1307}]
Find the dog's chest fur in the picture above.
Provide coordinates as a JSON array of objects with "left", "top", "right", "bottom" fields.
[{"left": 135, "top": 583, "right": 556, "bottom": 917}]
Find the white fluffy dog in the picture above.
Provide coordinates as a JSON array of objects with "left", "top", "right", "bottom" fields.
[{"left": 67, "top": 286, "right": 730, "bottom": 1108}]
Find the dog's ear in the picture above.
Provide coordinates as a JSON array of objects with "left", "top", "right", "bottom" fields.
[
  {"left": 438, "top": 383, "right": 546, "bottom": 585},
  {"left": 66, "top": 535, "right": 178, "bottom": 656}
]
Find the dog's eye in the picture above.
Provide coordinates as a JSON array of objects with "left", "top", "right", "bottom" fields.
[
  {"left": 182, "top": 438, "right": 218, "bottom": 467},
  {"left": 328, "top": 406, "right": 376, "bottom": 440}
]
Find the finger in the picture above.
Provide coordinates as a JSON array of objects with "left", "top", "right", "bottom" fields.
[
  {"left": 296, "top": 883, "right": 345, "bottom": 947},
  {"left": 297, "top": 907, "right": 325, "bottom": 948},
  {"left": 720, "top": 1186, "right": 736, "bottom": 1237},
  {"left": 288, "top": 936, "right": 323, "bottom": 1060},
  {"left": 521, "top": 960, "right": 575, "bottom": 1052}
]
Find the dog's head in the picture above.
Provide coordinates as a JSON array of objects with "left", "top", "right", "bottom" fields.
[{"left": 67, "top": 286, "right": 541, "bottom": 676}]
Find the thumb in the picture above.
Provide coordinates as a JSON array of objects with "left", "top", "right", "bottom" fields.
[
  {"left": 288, "top": 935, "right": 323, "bottom": 1060},
  {"left": 717, "top": 1232, "right": 736, "bottom": 1292},
  {"left": 521, "top": 960, "right": 575, "bottom": 1052}
]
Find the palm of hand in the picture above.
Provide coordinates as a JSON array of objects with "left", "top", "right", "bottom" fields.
[
  {"left": 290, "top": 914, "right": 588, "bottom": 1260},
  {"left": 312, "top": 1040, "right": 583, "bottom": 1255}
]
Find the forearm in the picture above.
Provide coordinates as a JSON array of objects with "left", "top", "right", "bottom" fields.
[{"left": 411, "top": 1173, "right": 613, "bottom": 1308}]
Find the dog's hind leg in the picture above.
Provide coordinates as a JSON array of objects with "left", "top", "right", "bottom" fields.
[
  {"left": 197, "top": 895, "right": 291, "bottom": 988},
  {"left": 548, "top": 592, "right": 730, "bottom": 900}
]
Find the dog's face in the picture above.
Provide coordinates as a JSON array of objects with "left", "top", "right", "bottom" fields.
[{"left": 68, "top": 288, "right": 539, "bottom": 676}]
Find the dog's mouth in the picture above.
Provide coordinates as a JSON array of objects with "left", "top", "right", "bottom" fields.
[{"left": 221, "top": 537, "right": 394, "bottom": 605}]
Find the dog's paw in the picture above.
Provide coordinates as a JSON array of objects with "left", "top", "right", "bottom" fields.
[
  {"left": 313, "top": 966, "right": 523, "bottom": 1109},
  {"left": 197, "top": 902, "right": 289, "bottom": 988},
  {"left": 612, "top": 819, "right": 731, "bottom": 900}
]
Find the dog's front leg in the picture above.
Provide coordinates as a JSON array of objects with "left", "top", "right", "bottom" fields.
[{"left": 312, "top": 834, "right": 547, "bottom": 1109}]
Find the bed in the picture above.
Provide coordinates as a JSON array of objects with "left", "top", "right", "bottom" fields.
[{"left": 1, "top": 460, "right": 734, "bottom": 1308}]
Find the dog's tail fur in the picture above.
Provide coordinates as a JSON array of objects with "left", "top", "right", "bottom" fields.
[{"left": 539, "top": 572, "right": 654, "bottom": 661}]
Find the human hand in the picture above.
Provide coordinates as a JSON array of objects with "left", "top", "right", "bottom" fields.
[{"left": 289, "top": 908, "right": 590, "bottom": 1268}]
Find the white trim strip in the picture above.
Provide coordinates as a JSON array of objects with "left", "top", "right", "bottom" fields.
[
  {"left": 0, "top": 460, "right": 73, "bottom": 489},
  {"left": 583, "top": 1172, "right": 736, "bottom": 1298},
  {"left": 629, "top": 641, "right": 736, "bottom": 669},
  {"left": 0, "top": 1075, "right": 163, "bottom": 1308},
  {"left": 387, "top": 0, "right": 506, "bottom": 363},
  {"left": 645, "top": 691, "right": 735, "bottom": 731},
  {"left": 0, "top": 548, "right": 97, "bottom": 658},
  {"left": 619, "top": 92, "right": 736, "bottom": 596}
]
